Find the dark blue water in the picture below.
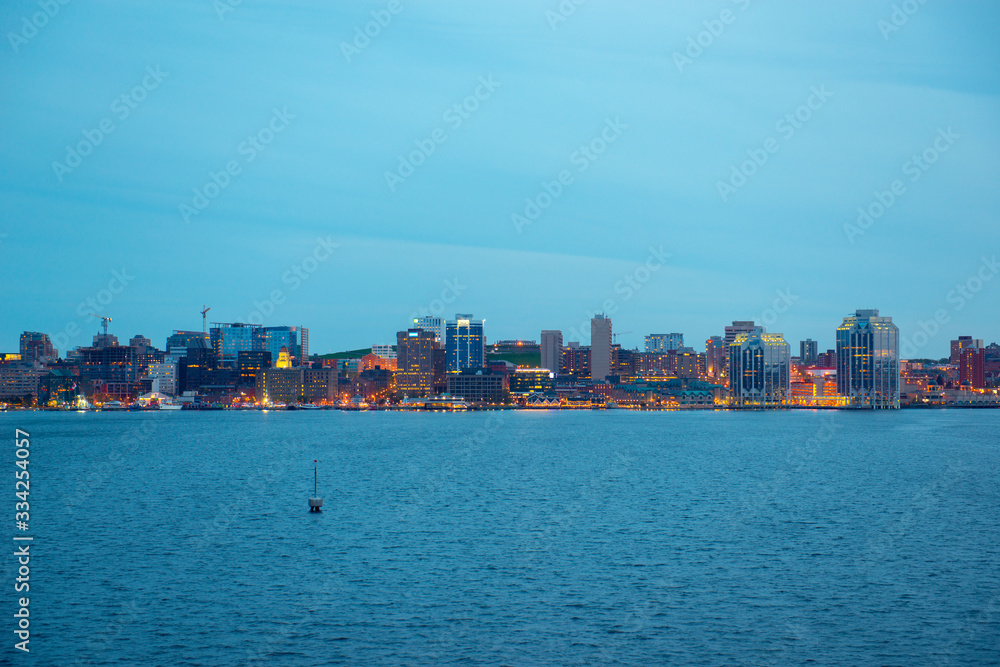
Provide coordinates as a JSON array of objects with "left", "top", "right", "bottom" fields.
[{"left": 3, "top": 409, "right": 998, "bottom": 665}]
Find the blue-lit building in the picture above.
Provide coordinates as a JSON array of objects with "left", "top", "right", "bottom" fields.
[
  {"left": 445, "top": 314, "right": 485, "bottom": 372},
  {"left": 728, "top": 331, "right": 790, "bottom": 408},
  {"left": 210, "top": 323, "right": 263, "bottom": 368},
  {"left": 261, "top": 326, "right": 309, "bottom": 366},
  {"left": 836, "top": 309, "right": 899, "bottom": 409}
]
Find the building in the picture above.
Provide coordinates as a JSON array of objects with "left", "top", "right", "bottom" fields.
[
  {"left": 396, "top": 328, "right": 436, "bottom": 397},
  {"left": 836, "top": 309, "right": 900, "bottom": 409},
  {"left": 209, "top": 323, "right": 262, "bottom": 367},
  {"left": 561, "top": 343, "right": 591, "bottom": 379},
  {"left": 361, "top": 353, "right": 397, "bottom": 372},
  {"left": 261, "top": 326, "right": 308, "bottom": 366},
  {"left": 370, "top": 344, "right": 397, "bottom": 359},
  {"left": 0, "top": 364, "right": 41, "bottom": 400},
  {"left": 950, "top": 336, "right": 983, "bottom": 365},
  {"left": 800, "top": 339, "right": 818, "bottom": 365},
  {"left": 816, "top": 349, "right": 837, "bottom": 368},
  {"left": 20, "top": 332, "right": 57, "bottom": 365},
  {"left": 644, "top": 333, "right": 683, "bottom": 353},
  {"left": 445, "top": 314, "right": 485, "bottom": 372},
  {"left": 705, "top": 336, "right": 726, "bottom": 382},
  {"left": 166, "top": 330, "right": 210, "bottom": 351},
  {"left": 256, "top": 367, "right": 337, "bottom": 404},
  {"left": 413, "top": 316, "right": 445, "bottom": 343},
  {"left": 79, "top": 342, "right": 139, "bottom": 398},
  {"left": 237, "top": 350, "right": 272, "bottom": 389},
  {"left": 959, "top": 347, "right": 985, "bottom": 389},
  {"left": 509, "top": 368, "right": 556, "bottom": 396},
  {"left": 147, "top": 362, "right": 178, "bottom": 395},
  {"left": 590, "top": 314, "right": 612, "bottom": 381},
  {"left": 446, "top": 368, "right": 507, "bottom": 404},
  {"left": 729, "top": 331, "right": 791, "bottom": 408},
  {"left": 675, "top": 348, "right": 704, "bottom": 379},
  {"left": 352, "top": 367, "right": 393, "bottom": 403},
  {"left": 540, "top": 330, "right": 563, "bottom": 375}
]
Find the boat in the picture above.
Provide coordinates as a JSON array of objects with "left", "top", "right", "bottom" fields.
[
  {"left": 296, "top": 403, "right": 322, "bottom": 410},
  {"left": 102, "top": 400, "right": 127, "bottom": 411},
  {"left": 158, "top": 401, "right": 182, "bottom": 411},
  {"left": 425, "top": 395, "right": 470, "bottom": 411}
]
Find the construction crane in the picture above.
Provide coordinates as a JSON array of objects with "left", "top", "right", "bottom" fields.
[
  {"left": 201, "top": 306, "right": 211, "bottom": 334},
  {"left": 88, "top": 314, "right": 111, "bottom": 336},
  {"left": 612, "top": 331, "right": 633, "bottom": 343}
]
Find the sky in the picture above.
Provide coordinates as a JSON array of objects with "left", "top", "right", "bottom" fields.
[{"left": 1, "top": 0, "right": 998, "bottom": 357}]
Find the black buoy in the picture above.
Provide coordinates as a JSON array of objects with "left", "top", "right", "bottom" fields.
[{"left": 309, "top": 459, "right": 323, "bottom": 512}]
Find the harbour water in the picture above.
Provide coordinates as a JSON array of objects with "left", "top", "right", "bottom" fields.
[{"left": 4, "top": 409, "right": 998, "bottom": 665}]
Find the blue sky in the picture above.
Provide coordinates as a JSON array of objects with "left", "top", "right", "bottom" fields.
[{"left": 1, "top": 0, "right": 998, "bottom": 357}]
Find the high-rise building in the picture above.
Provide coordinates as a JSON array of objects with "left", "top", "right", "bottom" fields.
[
  {"left": 413, "top": 316, "right": 445, "bottom": 343},
  {"left": 19, "top": 332, "right": 57, "bottom": 364},
  {"left": 723, "top": 321, "right": 762, "bottom": 383},
  {"left": 540, "top": 330, "right": 563, "bottom": 373},
  {"left": 644, "top": 333, "right": 683, "bottom": 353},
  {"left": 836, "top": 309, "right": 900, "bottom": 409},
  {"left": 166, "top": 330, "right": 210, "bottom": 352},
  {"left": 959, "top": 347, "right": 985, "bottom": 389},
  {"left": 261, "top": 326, "right": 308, "bottom": 366},
  {"left": 445, "top": 314, "right": 485, "bottom": 372},
  {"left": 729, "top": 331, "right": 791, "bottom": 408},
  {"left": 237, "top": 350, "right": 272, "bottom": 389},
  {"left": 210, "top": 323, "right": 262, "bottom": 368},
  {"left": 147, "top": 362, "right": 178, "bottom": 395},
  {"left": 950, "top": 336, "right": 983, "bottom": 365},
  {"left": 800, "top": 339, "right": 818, "bottom": 366},
  {"left": 705, "top": 336, "right": 727, "bottom": 381},
  {"left": 591, "top": 314, "right": 612, "bottom": 381},
  {"left": 396, "top": 329, "right": 437, "bottom": 397}
]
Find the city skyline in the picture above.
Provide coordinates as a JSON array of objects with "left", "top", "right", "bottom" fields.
[{"left": 2, "top": 2, "right": 998, "bottom": 357}]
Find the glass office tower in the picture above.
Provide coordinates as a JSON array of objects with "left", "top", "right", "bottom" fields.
[
  {"left": 445, "top": 314, "right": 485, "bottom": 372},
  {"left": 728, "top": 331, "right": 791, "bottom": 408},
  {"left": 836, "top": 309, "right": 899, "bottom": 409}
]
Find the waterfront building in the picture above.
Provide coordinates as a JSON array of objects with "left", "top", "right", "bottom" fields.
[
  {"left": 147, "top": 362, "right": 178, "bottom": 395},
  {"left": 396, "top": 328, "right": 436, "bottom": 397},
  {"left": 256, "top": 367, "right": 337, "bottom": 405},
  {"left": 446, "top": 368, "right": 507, "bottom": 404},
  {"left": 19, "top": 332, "right": 57, "bottom": 364},
  {"left": 540, "top": 330, "right": 563, "bottom": 375},
  {"left": 729, "top": 331, "right": 791, "bottom": 408},
  {"left": 644, "top": 333, "right": 683, "bottom": 353},
  {"left": 445, "top": 314, "right": 485, "bottom": 372},
  {"left": 0, "top": 363, "right": 41, "bottom": 400},
  {"left": 800, "top": 339, "right": 818, "bottom": 365},
  {"left": 509, "top": 368, "right": 556, "bottom": 396},
  {"left": 591, "top": 314, "right": 612, "bottom": 381},
  {"left": 836, "top": 309, "right": 900, "bottom": 409}
]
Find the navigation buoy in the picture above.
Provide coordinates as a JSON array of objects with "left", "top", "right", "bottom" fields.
[{"left": 309, "top": 460, "right": 323, "bottom": 512}]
